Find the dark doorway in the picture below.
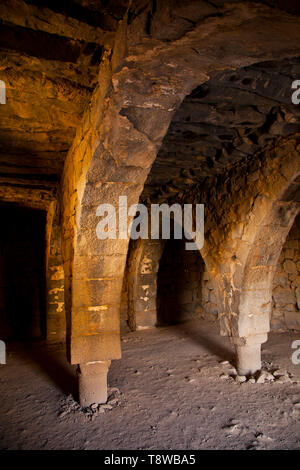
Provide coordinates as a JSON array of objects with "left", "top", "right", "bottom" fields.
[
  {"left": 157, "top": 237, "right": 205, "bottom": 326},
  {"left": 0, "top": 204, "right": 46, "bottom": 340}
]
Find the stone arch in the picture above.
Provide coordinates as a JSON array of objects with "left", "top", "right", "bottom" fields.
[
  {"left": 198, "top": 136, "right": 300, "bottom": 374},
  {"left": 59, "top": 3, "right": 300, "bottom": 403},
  {"left": 236, "top": 145, "right": 300, "bottom": 373},
  {"left": 126, "top": 214, "right": 217, "bottom": 331}
]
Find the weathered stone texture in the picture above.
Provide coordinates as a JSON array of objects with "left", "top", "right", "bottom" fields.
[
  {"left": 1, "top": 1, "right": 300, "bottom": 387},
  {"left": 271, "top": 214, "right": 300, "bottom": 331},
  {"left": 46, "top": 207, "right": 66, "bottom": 342},
  {"left": 125, "top": 237, "right": 219, "bottom": 331}
]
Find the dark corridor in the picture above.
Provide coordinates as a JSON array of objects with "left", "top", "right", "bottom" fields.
[
  {"left": 157, "top": 238, "right": 205, "bottom": 326},
  {"left": 0, "top": 204, "right": 46, "bottom": 340}
]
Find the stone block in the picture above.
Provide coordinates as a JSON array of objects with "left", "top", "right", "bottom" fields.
[
  {"left": 239, "top": 289, "right": 272, "bottom": 316},
  {"left": 238, "top": 311, "right": 270, "bottom": 337},
  {"left": 270, "top": 317, "right": 286, "bottom": 331},
  {"left": 78, "top": 361, "right": 111, "bottom": 406},
  {"left": 288, "top": 273, "right": 298, "bottom": 282},
  {"left": 68, "top": 332, "right": 121, "bottom": 364},
  {"left": 284, "top": 248, "right": 294, "bottom": 259},
  {"left": 273, "top": 271, "right": 289, "bottom": 288},
  {"left": 273, "top": 286, "right": 296, "bottom": 305},
  {"left": 283, "top": 260, "right": 297, "bottom": 274},
  {"left": 135, "top": 296, "right": 156, "bottom": 312},
  {"left": 291, "top": 276, "right": 300, "bottom": 288},
  {"left": 271, "top": 307, "right": 284, "bottom": 318},
  {"left": 284, "top": 311, "right": 300, "bottom": 331},
  {"left": 136, "top": 309, "right": 157, "bottom": 329},
  {"left": 289, "top": 240, "right": 299, "bottom": 249},
  {"left": 209, "top": 290, "right": 217, "bottom": 303},
  {"left": 285, "top": 303, "right": 297, "bottom": 312}
]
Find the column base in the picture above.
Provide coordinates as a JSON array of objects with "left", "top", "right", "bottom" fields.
[
  {"left": 236, "top": 343, "right": 262, "bottom": 376},
  {"left": 77, "top": 360, "right": 111, "bottom": 407},
  {"left": 233, "top": 334, "right": 267, "bottom": 376}
]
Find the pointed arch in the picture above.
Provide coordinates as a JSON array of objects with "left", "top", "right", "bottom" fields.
[{"left": 60, "top": 3, "right": 300, "bottom": 372}]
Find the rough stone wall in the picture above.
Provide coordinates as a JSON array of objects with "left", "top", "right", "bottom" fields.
[
  {"left": 120, "top": 275, "right": 129, "bottom": 334},
  {"left": 272, "top": 214, "right": 300, "bottom": 331},
  {"left": 46, "top": 212, "right": 66, "bottom": 343},
  {"left": 200, "top": 268, "right": 219, "bottom": 322},
  {"left": 134, "top": 136, "right": 300, "bottom": 340},
  {"left": 181, "top": 137, "right": 300, "bottom": 345},
  {"left": 123, "top": 237, "right": 219, "bottom": 331},
  {"left": 157, "top": 238, "right": 208, "bottom": 325}
]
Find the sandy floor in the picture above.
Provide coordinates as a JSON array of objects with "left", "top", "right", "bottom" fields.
[{"left": 0, "top": 319, "right": 300, "bottom": 450}]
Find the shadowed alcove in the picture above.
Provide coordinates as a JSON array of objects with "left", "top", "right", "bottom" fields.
[
  {"left": 0, "top": 203, "right": 46, "bottom": 340},
  {"left": 157, "top": 237, "right": 206, "bottom": 326}
]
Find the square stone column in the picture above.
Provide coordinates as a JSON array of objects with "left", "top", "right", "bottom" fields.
[
  {"left": 233, "top": 334, "right": 267, "bottom": 376},
  {"left": 77, "top": 360, "right": 111, "bottom": 407}
]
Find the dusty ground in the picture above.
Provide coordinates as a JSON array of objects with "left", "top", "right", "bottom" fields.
[{"left": 0, "top": 319, "right": 300, "bottom": 450}]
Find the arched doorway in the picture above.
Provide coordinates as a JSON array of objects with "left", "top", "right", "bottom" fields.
[{"left": 157, "top": 237, "right": 211, "bottom": 326}]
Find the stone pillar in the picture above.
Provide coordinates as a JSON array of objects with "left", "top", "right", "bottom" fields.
[
  {"left": 77, "top": 360, "right": 111, "bottom": 407},
  {"left": 46, "top": 210, "right": 65, "bottom": 343},
  {"left": 233, "top": 334, "right": 267, "bottom": 376},
  {"left": 235, "top": 343, "right": 262, "bottom": 376}
]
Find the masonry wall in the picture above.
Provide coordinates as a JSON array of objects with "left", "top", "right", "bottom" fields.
[
  {"left": 271, "top": 213, "right": 300, "bottom": 332},
  {"left": 42, "top": 207, "right": 300, "bottom": 338},
  {"left": 157, "top": 238, "right": 217, "bottom": 325},
  {"left": 122, "top": 211, "right": 300, "bottom": 333},
  {"left": 155, "top": 212, "right": 300, "bottom": 331},
  {"left": 46, "top": 216, "right": 66, "bottom": 343}
]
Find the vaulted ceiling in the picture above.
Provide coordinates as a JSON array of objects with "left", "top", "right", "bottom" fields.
[
  {"left": 141, "top": 58, "right": 300, "bottom": 203},
  {"left": 0, "top": 0, "right": 299, "bottom": 208},
  {"left": 0, "top": 0, "right": 128, "bottom": 205}
]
